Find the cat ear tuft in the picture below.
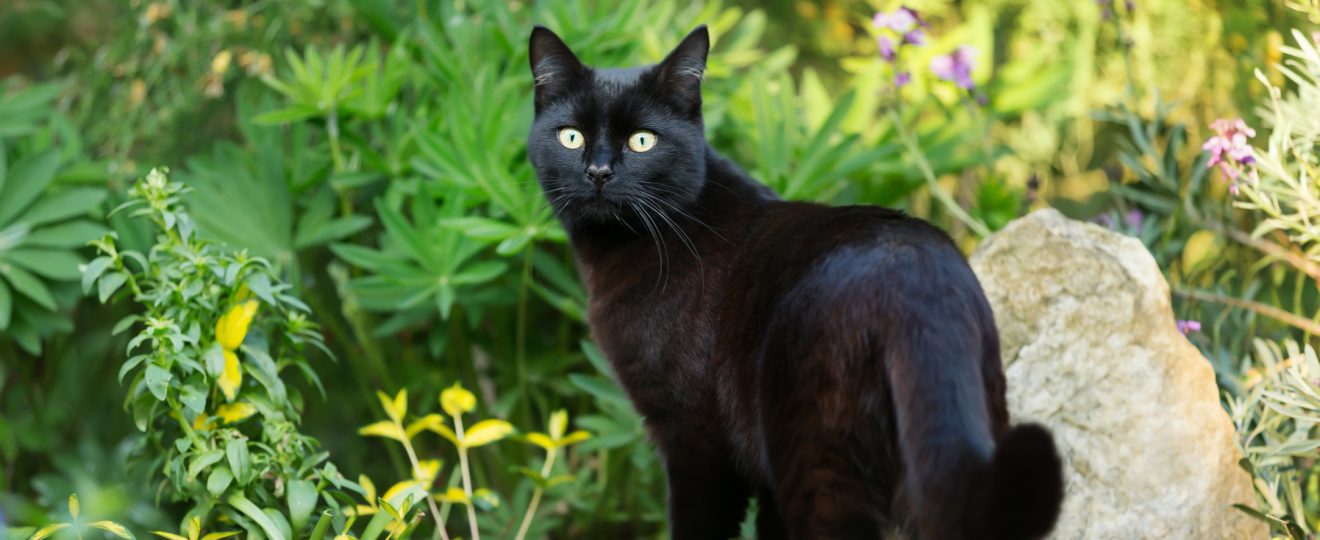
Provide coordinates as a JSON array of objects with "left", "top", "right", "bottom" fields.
[
  {"left": 529, "top": 26, "right": 586, "bottom": 108},
  {"left": 656, "top": 25, "right": 710, "bottom": 115}
]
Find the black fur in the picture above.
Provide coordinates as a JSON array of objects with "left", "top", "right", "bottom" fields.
[{"left": 527, "top": 25, "right": 1064, "bottom": 539}]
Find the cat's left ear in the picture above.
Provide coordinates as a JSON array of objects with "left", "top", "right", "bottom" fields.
[{"left": 656, "top": 25, "right": 709, "bottom": 116}]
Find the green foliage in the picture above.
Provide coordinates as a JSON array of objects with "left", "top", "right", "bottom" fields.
[
  {"left": 83, "top": 168, "right": 346, "bottom": 539},
  {"left": 0, "top": 82, "right": 109, "bottom": 354},
  {"left": 3, "top": 0, "right": 1319, "bottom": 538}
]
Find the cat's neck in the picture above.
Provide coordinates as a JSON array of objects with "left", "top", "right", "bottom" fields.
[{"left": 565, "top": 147, "right": 771, "bottom": 274}]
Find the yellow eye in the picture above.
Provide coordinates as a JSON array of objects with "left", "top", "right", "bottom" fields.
[
  {"left": 628, "top": 131, "right": 657, "bottom": 152},
  {"left": 558, "top": 127, "right": 585, "bottom": 149}
]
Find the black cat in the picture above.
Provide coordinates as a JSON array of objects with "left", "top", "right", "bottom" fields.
[{"left": 526, "top": 25, "right": 1064, "bottom": 539}]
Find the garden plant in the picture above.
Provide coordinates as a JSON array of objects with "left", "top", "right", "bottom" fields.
[{"left": 1, "top": 0, "right": 1320, "bottom": 538}]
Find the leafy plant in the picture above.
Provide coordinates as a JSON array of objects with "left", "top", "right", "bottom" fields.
[
  {"left": 0, "top": 82, "right": 109, "bottom": 355},
  {"left": 82, "top": 168, "right": 347, "bottom": 540},
  {"left": 24, "top": 494, "right": 133, "bottom": 540}
]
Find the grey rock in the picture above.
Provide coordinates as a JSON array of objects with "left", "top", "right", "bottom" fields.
[{"left": 970, "top": 209, "right": 1264, "bottom": 540}]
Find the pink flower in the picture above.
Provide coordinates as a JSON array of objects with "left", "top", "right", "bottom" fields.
[
  {"left": 1176, "top": 320, "right": 1201, "bottom": 335},
  {"left": 931, "top": 46, "right": 978, "bottom": 90},
  {"left": 1202, "top": 118, "right": 1256, "bottom": 195}
]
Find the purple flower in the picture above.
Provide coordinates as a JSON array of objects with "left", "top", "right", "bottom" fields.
[
  {"left": 894, "top": 71, "right": 912, "bottom": 88},
  {"left": 878, "top": 35, "right": 897, "bottom": 62},
  {"left": 931, "top": 45, "right": 978, "bottom": 90},
  {"left": 872, "top": 7, "right": 927, "bottom": 66},
  {"left": 873, "top": 7, "right": 920, "bottom": 33},
  {"left": 1176, "top": 320, "right": 1202, "bottom": 335},
  {"left": 1203, "top": 118, "right": 1256, "bottom": 195},
  {"left": 1124, "top": 209, "right": 1143, "bottom": 231}
]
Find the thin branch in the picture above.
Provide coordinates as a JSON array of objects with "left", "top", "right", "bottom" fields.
[{"left": 1174, "top": 287, "right": 1320, "bottom": 336}]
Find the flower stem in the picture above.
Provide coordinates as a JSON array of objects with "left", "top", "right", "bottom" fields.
[
  {"left": 454, "top": 415, "right": 481, "bottom": 540},
  {"left": 396, "top": 421, "right": 451, "bottom": 540},
  {"left": 513, "top": 447, "right": 557, "bottom": 540},
  {"left": 886, "top": 108, "right": 991, "bottom": 237}
]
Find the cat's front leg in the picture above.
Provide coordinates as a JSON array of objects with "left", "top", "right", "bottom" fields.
[{"left": 661, "top": 440, "right": 750, "bottom": 539}]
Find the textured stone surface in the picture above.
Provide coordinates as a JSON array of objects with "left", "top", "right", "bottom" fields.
[{"left": 970, "top": 209, "right": 1264, "bottom": 540}]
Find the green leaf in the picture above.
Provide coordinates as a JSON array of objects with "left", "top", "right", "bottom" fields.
[
  {"left": 451, "top": 260, "right": 505, "bottom": 286},
  {"left": 252, "top": 105, "right": 322, "bottom": 125},
  {"left": 287, "top": 479, "right": 317, "bottom": 533},
  {"left": 226, "top": 438, "right": 252, "bottom": 486},
  {"left": 308, "top": 511, "right": 334, "bottom": 540},
  {"left": 207, "top": 466, "right": 234, "bottom": 497},
  {"left": 187, "top": 449, "right": 225, "bottom": 480},
  {"left": 2, "top": 264, "right": 56, "bottom": 310},
  {"left": 568, "top": 374, "right": 629, "bottom": 405},
  {"left": 15, "top": 188, "right": 105, "bottom": 227},
  {"left": 7, "top": 248, "right": 84, "bottom": 280},
  {"left": 227, "top": 493, "right": 287, "bottom": 540},
  {"left": 98, "top": 271, "right": 128, "bottom": 302},
  {"left": 0, "top": 150, "right": 59, "bottom": 225},
  {"left": 144, "top": 364, "right": 171, "bottom": 401},
  {"left": 0, "top": 279, "right": 10, "bottom": 331},
  {"left": 81, "top": 256, "right": 112, "bottom": 293},
  {"left": 26, "top": 220, "right": 107, "bottom": 248},
  {"left": 294, "top": 215, "right": 372, "bottom": 249}
]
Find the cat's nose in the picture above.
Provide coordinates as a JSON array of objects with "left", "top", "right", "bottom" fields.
[{"left": 586, "top": 163, "right": 613, "bottom": 187}]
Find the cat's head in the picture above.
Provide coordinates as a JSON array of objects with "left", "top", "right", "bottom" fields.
[{"left": 527, "top": 26, "right": 709, "bottom": 228}]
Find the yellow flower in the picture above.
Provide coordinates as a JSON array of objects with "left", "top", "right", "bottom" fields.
[
  {"left": 440, "top": 383, "right": 476, "bottom": 417},
  {"left": 211, "top": 50, "right": 233, "bottom": 76},
  {"left": 216, "top": 300, "right": 258, "bottom": 351},
  {"left": 524, "top": 409, "right": 590, "bottom": 451},
  {"left": 216, "top": 402, "right": 256, "bottom": 424},
  {"left": 219, "top": 349, "right": 242, "bottom": 401}
]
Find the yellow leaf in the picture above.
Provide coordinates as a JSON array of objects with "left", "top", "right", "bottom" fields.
[
  {"left": 433, "top": 487, "right": 468, "bottom": 504},
  {"left": 1181, "top": 230, "right": 1221, "bottom": 272},
  {"left": 199, "top": 533, "right": 240, "bottom": 540},
  {"left": 524, "top": 432, "right": 554, "bottom": 451},
  {"left": 378, "top": 498, "right": 401, "bottom": 521},
  {"left": 69, "top": 493, "right": 80, "bottom": 520},
  {"left": 215, "top": 402, "right": 256, "bottom": 424},
  {"left": 473, "top": 488, "right": 500, "bottom": 509},
  {"left": 462, "top": 419, "right": 513, "bottom": 448},
  {"left": 376, "top": 389, "right": 406, "bottom": 422},
  {"left": 556, "top": 430, "right": 591, "bottom": 447},
  {"left": 359, "top": 474, "right": 377, "bottom": 503},
  {"left": 405, "top": 413, "right": 445, "bottom": 438},
  {"left": 211, "top": 50, "right": 233, "bottom": 75},
  {"left": 427, "top": 423, "right": 458, "bottom": 446},
  {"left": 152, "top": 532, "right": 189, "bottom": 540},
  {"left": 440, "top": 383, "right": 475, "bottom": 417},
  {"left": 32, "top": 523, "right": 71, "bottom": 540},
  {"left": 333, "top": 535, "right": 355, "bottom": 540},
  {"left": 218, "top": 350, "right": 242, "bottom": 402},
  {"left": 189, "top": 517, "right": 201, "bottom": 540},
  {"left": 88, "top": 520, "right": 134, "bottom": 539},
  {"left": 381, "top": 480, "right": 424, "bottom": 506},
  {"left": 349, "top": 505, "right": 376, "bottom": 517},
  {"left": 548, "top": 409, "right": 568, "bottom": 440},
  {"left": 193, "top": 413, "right": 215, "bottom": 432},
  {"left": 215, "top": 300, "right": 258, "bottom": 351},
  {"left": 358, "top": 420, "right": 406, "bottom": 442},
  {"left": 413, "top": 459, "right": 441, "bottom": 484}
]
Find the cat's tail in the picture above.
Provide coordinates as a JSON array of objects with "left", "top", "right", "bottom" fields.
[
  {"left": 884, "top": 295, "right": 1063, "bottom": 538},
  {"left": 971, "top": 423, "right": 1065, "bottom": 539}
]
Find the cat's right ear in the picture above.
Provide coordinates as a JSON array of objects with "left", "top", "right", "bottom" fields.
[{"left": 529, "top": 26, "right": 586, "bottom": 109}]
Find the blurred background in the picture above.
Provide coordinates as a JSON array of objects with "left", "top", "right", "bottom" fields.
[{"left": 1, "top": 0, "right": 1319, "bottom": 538}]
